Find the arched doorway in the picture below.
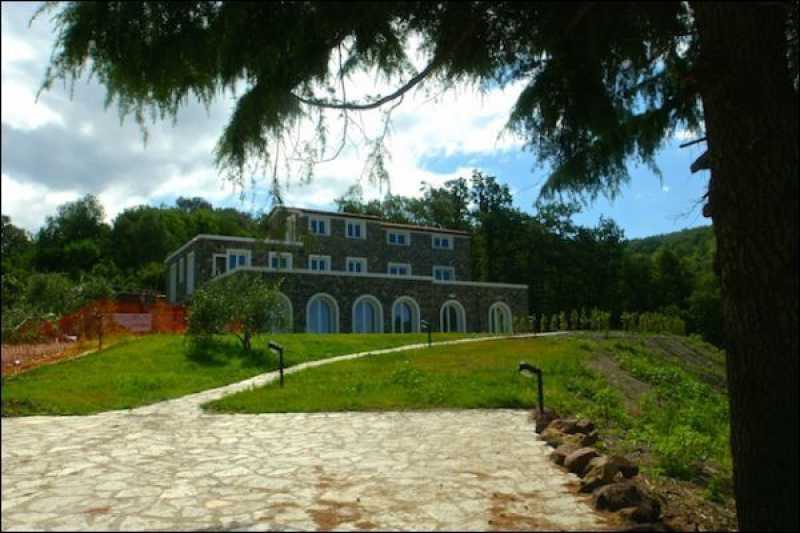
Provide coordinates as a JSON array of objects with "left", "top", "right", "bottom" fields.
[
  {"left": 440, "top": 300, "right": 466, "bottom": 333},
  {"left": 271, "top": 292, "right": 294, "bottom": 332},
  {"left": 306, "top": 293, "right": 340, "bottom": 333},
  {"left": 352, "top": 295, "right": 384, "bottom": 333},
  {"left": 392, "top": 296, "right": 420, "bottom": 333},
  {"left": 489, "top": 302, "right": 513, "bottom": 334}
]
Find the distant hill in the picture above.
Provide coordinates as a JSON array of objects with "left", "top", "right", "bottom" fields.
[{"left": 627, "top": 225, "right": 715, "bottom": 275}]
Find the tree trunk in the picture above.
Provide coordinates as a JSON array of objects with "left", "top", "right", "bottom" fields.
[{"left": 692, "top": 3, "right": 798, "bottom": 531}]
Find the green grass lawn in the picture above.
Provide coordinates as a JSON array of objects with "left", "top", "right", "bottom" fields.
[
  {"left": 0, "top": 332, "right": 476, "bottom": 416},
  {"left": 205, "top": 335, "right": 600, "bottom": 413}
]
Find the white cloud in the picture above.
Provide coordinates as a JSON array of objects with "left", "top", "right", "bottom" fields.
[
  {"left": 662, "top": 185, "right": 671, "bottom": 193},
  {"left": 1, "top": 173, "right": 80, "bottom": 231}
]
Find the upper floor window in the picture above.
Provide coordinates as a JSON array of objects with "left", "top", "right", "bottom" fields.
[
  {"left": 308, "top": 254, "right": 331, "bottom": 272},
  {"left": 433, "top": 266, "right": 455, "bottom": 281},
  {"left": 270, "top": 251, "right": 293, "bottom": 270},
  {"left": 346, "top": 257, "right": 367, "bottom": 273},
  {"left": 387, "top": 230, "right": 410, "bottom": 246},
  {"left": 432, "top": 234, "right": 454, "bottom": 250},
  {"left": 346, "top": 220, "right": 365, "bottom": 239},
  {"left": 227, "top": 249, "right": 251, "bottom": 270},
  {"left": 309, "top": 216, "right": 330, "bottom": 236},
  {"left": 388, "top": 262, "right": 412, "bottom": 276}
]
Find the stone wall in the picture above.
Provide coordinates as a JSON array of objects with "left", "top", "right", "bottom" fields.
[{"left": 229, "top": 270, "right": 528, "bottom": 334}]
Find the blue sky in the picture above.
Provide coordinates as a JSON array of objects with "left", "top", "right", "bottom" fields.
[{"left": 2, "top": 2, "right": 711, "bottom": 240}]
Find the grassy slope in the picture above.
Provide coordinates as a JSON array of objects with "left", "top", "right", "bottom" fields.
[{"left": 0, "top": 332, "right": 475, "bottom": 416}]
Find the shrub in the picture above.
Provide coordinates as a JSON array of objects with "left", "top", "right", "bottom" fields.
[
  {"left": 558, "top": 311, "right": 568, "bottom": 331},
  {"left": 541, "top": 314, "right": 550, "bottom": 332},
  {"left": 570, "top": 309, "right": 580, "bottom": 330},
  {"left": 551, "top": 313, "right": 560, "bottom": 331},
  {"left": 187, "top": 272, "right": 287, "bottom": 352}
]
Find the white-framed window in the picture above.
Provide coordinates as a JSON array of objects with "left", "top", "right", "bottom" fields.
[
  {"left": 178, "top": 256, "right": 184, "bottom": 283},
  {"left": 386, "top": 230, "right": 410, "bottom": 246},
  {"left": 346, "top": 257, "right": 367, "bottom": 273},
  {"left": 269, "top": 251, "right": 293, "bottom": 270},
  {"left": 388, "top": 262, "right": 412, "bottom": 276},
  {"left": 308, "top": 254, "right": 331, "bottom": 272},
  {"left": 309, "top": 216, "right": 330, "bottom": 236},
  {"left": 432, "top": 234, "right": 454, "bottom": 250},
  {"left": 212, "top": 253, "right": 227, "bottom": 277},
  {"left": 433, "top": 266, "right": 455, "bottom": 281},
  {"left": 227, "top": 248, "right": 251, "bottom": 270},
  {"left": 186, "top": 252, "right": 195, "bottom": 295},
  {"left": 346, "top": 219, "right": 366, "bottom": 239}
]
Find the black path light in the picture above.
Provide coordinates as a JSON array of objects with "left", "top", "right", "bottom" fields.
[
  {"left": 269, "top": 340, "right": 285, "bottom": 387},
  {"left": 420, "top": 319, "right": 432, "bottom": 347},
  {"left": 518, "top": 361, "right": 544, "bottom": 414}
]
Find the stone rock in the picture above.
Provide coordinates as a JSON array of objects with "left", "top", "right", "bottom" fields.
[
  {"left": 609, "top": 455, "right": 639, "bottom": 479},
  {"left": 593, "top": 481, "right": 661, "bottom": 522},
  {"left": 550, "top": 443, "right": 581, "bottom": 466},
  {"left": 563, "top": 447, "right": 600, "bottom": 476},
  {"left": 581, "top": 455, "right": 639, "bottom": 492},
  {"left": 540, "top": 427, "right": 567, "bottom": 447},
  {"left": 580, "top": 456, "right": 619, "bottom": 493},
  {"left": 580, "top": 430, "right": 599, "bottom": 446},
  {"left": 533, "top": 408, "right": 559, "bottom": 434},
  {"left": 546, "top": 418, "right": 579, "bottom": 434},
  {"left": 574, "top": 419, "right": 596, "bottom": 435}
]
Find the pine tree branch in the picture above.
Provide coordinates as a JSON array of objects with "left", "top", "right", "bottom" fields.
[{"left": 290, "top": 59, "right": 438, "bottom": 110}]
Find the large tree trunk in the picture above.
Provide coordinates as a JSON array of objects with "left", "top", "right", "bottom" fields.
[{"left": 692, "top": 3, "right": 798, "bottom": 531}]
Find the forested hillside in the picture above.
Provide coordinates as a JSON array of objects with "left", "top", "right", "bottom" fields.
[{"left": 1, "top": 171, "right": 722, "bottom": 346}]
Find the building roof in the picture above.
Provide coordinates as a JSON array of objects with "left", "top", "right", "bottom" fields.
[{"left": 271, "top": 206, "right": 471, "bottom": 236}]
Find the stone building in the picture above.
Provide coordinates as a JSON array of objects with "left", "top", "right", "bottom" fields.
[{"left": 164, "top": 206, "right": 528, "bottom": 334}]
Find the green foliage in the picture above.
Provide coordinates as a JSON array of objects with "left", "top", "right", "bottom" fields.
[
  {"left": 590, "top": 308, "right": 611, "bottom": 333},
  {"left": 570, "top": 309, "right": 580, "bottom": 330},
  {"left": 187, "top": 273, "right": 288, "bottom": 352},
  {"left": 638, "top": 312, "right": 686, "bottom": 335},
  {"left": 551, "top": 313, "right": 560, "bottom": 331},
  {"left": 621, "top": 311, "right": 639, "bottom": 331},
  {"left": 541, "top": 314, "right": 550, "bottom": 333}
]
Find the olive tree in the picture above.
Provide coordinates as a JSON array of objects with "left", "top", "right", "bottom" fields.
[{"left": 187, "top": 273, "right": 287, "bottom": 353}]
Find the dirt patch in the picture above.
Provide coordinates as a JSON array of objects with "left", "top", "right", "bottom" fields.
[
  {"left": 643, "top": 336, "right": 727, "bottom": 391},
  {"left": 585, "top": 354, "right": 652, "bottom": 413},
  {"left": 487, "top": 492, "right": 562, "bottom": 531},
  {"left": 643, "top": 475, "right": 738, "bottom": 531},
  {"left": 309, "top": 499, "right": 365, "bottom": 530},
  {"left": 82, "top": 506, "right": 111, "bottom": 514}
]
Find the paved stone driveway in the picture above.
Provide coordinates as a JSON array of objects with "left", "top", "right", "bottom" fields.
[{"left": 2, "top": 335, "right": 614, "bottom": 531}]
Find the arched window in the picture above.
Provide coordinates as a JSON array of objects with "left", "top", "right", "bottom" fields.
[
  {"left": 352, "top": 295, "right": 383, "bottom": 333},
  {"left": 306, "top": 293, "right": 340, "bottom": 333},
  {"left": 271, "top": 293, "right": 293, "bottom": 333},
  {"left": 391, "top": 296, "right": 420, "bottom": 333},
  {"left": 440, "top": 300, "right": 466, "bottom": 333},
  {"left": 489, "top": 302, "right": 513, "bottom": 334}
]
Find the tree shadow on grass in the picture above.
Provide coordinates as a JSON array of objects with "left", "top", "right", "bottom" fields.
[{"left": 185, "top": 336, "right": 274, "bottom": 371}]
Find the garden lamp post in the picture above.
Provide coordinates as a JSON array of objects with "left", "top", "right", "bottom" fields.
[
  {"left": 518, "top": 361, "right": 544, "bottom": 414},
  {"left": 269, "top": 341, "right": 285, "bottom": 387},
  {"left": 420, "top": 319, "right": 431, "bottom": 347}
]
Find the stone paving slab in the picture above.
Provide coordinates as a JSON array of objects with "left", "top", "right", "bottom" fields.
[{"left": 2, "top": 410, "right": 613, "bottom": 531}]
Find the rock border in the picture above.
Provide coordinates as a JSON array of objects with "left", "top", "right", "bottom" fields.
[{"left": 532, "top": 409, "right": 669, "bottom": 532}]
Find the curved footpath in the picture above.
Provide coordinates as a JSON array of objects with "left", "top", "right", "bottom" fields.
[{"left": 1, "top": 332, "right": 615, "bottom": 531}]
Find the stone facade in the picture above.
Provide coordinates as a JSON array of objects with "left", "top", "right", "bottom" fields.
[{"left": 164, "top": 207, "right": 528, "bottom": 333}]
